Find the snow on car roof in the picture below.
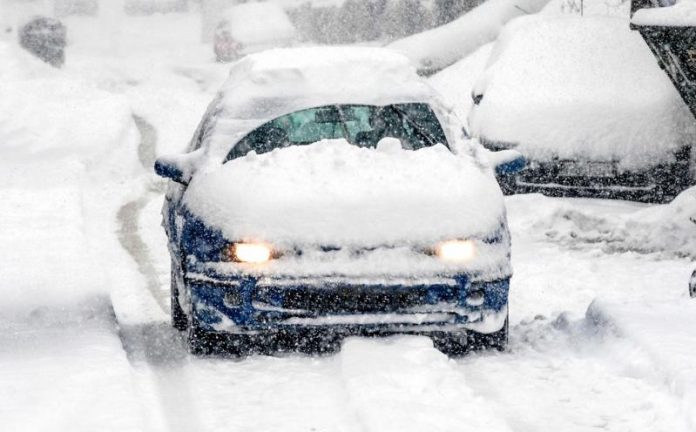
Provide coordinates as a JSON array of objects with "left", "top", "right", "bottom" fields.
[
  {"left": 469, "top": 15, "right": 696, "bottom": 169},
  {"left": 632, "top": 0, "right": 696, "bottom": 26},
  {"left": 202, "top": 47, "right": 450, "bottom": 160}
]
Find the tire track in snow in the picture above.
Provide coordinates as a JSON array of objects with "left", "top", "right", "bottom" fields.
[
  {"left": 115, "top": 114, "right": 202, "bottom": 432},
  {"left": 455, "top": 313, "right": 693, "bottom": 432}
]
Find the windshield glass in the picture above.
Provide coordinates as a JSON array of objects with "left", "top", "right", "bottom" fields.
[{"left": 225, "top": 103, "right": 448, "bottom": 161}]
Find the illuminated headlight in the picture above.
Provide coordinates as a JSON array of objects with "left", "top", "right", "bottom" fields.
[
  {"left": 435, "top": 240, "right": 476, "bottom": 263},
  {"left": 225, "top": 242, "right": 274, "bottom": 264}
]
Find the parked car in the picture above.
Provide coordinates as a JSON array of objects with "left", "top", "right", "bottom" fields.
[
  {"left": 124, "top": 0, "right": 188, "bottom": 16},
  {"left": 54, "top": 0, "right": 98, "bottom": 17},
  {"left": 213, "top": 1, "right": 297, "bottom": 62},
  {"left": 18, "top": 16, "right": 66, "bottom": 68},
  {"left": 154, "top": 47, "right": 524, "bottom": 357},
  {"left": 469, "top": 15, "right": 696, "bottom": 203}
]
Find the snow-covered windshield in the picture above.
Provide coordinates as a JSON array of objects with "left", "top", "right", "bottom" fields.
[{"left": 224, "top": 103, "right": 448, "bottom": 161}]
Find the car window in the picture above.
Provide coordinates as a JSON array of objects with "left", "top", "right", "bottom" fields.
[{"left": 224, "top": 103, "right": 448, "bottom": 162}]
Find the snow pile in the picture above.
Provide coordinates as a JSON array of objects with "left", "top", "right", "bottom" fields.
[
  {"left": 0, "top": 41, "right": 138, "bottom": 162},
  {"left": 0, "top": 40, "right": 140, "bottom": 311},
  {"left": 632, "top": 0, "right": 696, "bottom": 26},
  {"left": 386, "top": 0, "right": 551, "bottom": 73},
  {"left": 185, "top": 138, "right": 503, "bottom": 246},
  {"left": 508, "top": 187, "right": 696, "bottom": 258},
  {"left": 469, "top": 15, "right": 696, "bottom": 169},
  {"left": 221, "top": 2, "right": 296, "bottom": 49},
  {"left": 428, "top": 43, "right": 493, "bottom": 125}
]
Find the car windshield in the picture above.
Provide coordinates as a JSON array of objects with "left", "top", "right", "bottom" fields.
[{"left": 224, "top": 103, "right": 448, "bottom": 161}]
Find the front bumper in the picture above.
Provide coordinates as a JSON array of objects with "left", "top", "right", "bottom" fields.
[{"left": 186, "top": 272, "right": 509, "bottom": 336}]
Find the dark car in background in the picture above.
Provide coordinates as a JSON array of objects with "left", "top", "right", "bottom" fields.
[
  {"left": 19, "top": 16, "right": 66, "bottom": 68},
  {"left": 469, "top": 14, "right": 696, "bottom": 203}
]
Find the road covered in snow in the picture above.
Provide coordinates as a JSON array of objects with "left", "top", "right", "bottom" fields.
[{"left": 1, "top": 9, "right": 695, "bottom": 432}]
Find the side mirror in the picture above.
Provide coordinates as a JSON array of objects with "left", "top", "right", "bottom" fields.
[
  {"left": 489, "top": 149, "right": 526, "bottom": 175},
  {"left": 154, "top": 156, "right": 189, "bottom": 185}
]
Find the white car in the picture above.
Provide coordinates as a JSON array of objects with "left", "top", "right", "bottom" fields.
[
  {"left": 154, "top": 47, "right": 524, "bottom": 356},
  {"left": 213, "top": 2, "right": 297, "bottom": 62}
]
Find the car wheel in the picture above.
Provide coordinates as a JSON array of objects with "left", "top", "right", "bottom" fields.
[
  {"left": 187, "top": 313, "right": 250, "bottom": 357},
  {"left": 497, "top": 174, "right": 517, "bottom": 195},
  {"left": 689, "top": 270, "right": 696, "bottom": 298},
  {"left": 468, "top": 317, "right": 508, "bottom": 352},
  {"left": 170, "top": 267, "right": 188, "bottom": 331},
  {"left": 431, "top": 330, "right": 468, "bottom": 358},
  {"left": 654, "top": 147, "right": 693, "bottom": 203}
]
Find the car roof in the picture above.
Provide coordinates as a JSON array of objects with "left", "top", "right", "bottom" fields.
[{"left": 203, "top": 47, "right": 444, "bottom": 158}]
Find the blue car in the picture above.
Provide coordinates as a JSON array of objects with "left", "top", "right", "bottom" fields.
[{"left": 154, "top": 47, "right": 524, "bottom": 356}]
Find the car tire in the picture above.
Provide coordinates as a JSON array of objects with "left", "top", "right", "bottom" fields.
[
  {"left": 431, "top": 331, "right": 469, "bottom": 358},
  {"left": 187, "top": 313, "right": 250, "bottom": 357},
  {"left": 654, "top": 146, "right": 693, "bottom": 203},
  {"left": 689, "top": 270, "right": 696, "bottom": 298},
  {"left": 468, "top": 317, "right": 508, "bottom": 352},
  {"left": 170, "top": 268, "right": 188, "bottom": 331},
  {"left": 497, "top": 174, "right": 517, "bottom": 195}
]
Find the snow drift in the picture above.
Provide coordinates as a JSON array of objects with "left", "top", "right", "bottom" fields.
[
  {"left": 469, "top": 15, "right": 696, "bottom": 170},
  {"left": 508, "top": 187, "right": 696, "bottom": 258}
]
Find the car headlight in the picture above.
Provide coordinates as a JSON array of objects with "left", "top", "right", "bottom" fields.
[
  {"left": 435, "top": 239, "right": 476, "bottom": 263},
  {"left": 224, "top": 242, "right": 274, "bottom": 264}
]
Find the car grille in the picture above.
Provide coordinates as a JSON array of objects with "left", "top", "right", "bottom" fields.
[{"left": 254, "top": 284, "right": 459, "bottom": 314}]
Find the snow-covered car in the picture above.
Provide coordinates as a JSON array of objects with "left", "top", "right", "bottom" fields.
[
  {"left": 213, "top": 2, "right": 297, "bottom": 62},
  {"left": 469, "top": 15, "right": 696, "bottom": 202},
  {"left": 154, "top": 47, "right": 524, "bottom": 356}
]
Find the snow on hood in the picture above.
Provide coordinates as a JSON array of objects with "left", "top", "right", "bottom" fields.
[
  {"left": 469, "top": 15, "right": 696, "bottom": 170},
  {"left": 193, "top": 47, "right": 463, "bottom": 165},
  {"left": 184, "top": 139, "right": 504, "bottom": 246}
]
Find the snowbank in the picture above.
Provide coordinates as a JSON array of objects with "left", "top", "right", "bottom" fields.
[
  {"left": 508, "top": 187, "right": 696, "bottom": 258},
  {"left": 386, "top": 0, "right": 550, "bottom": 73},
  {"left": 185, "top": 138, "right": 504, "bottom": 247},
  {"left": 632, "top": 0, "right": 696, "bottom": 26},
  {"left": 469, "top": 15, "right": 696, "bottom": 169},
  {"left": 0, "top": 40, "right": 140, "bottom": 311}
]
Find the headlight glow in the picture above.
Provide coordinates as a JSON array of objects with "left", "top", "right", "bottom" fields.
[
  {"left": 228, "top": 242, "right": 273, "bottom": 263},
  {"left": 435, "top": 239, "right": 476, "bottom": 263}
]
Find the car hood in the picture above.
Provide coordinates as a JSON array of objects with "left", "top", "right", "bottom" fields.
[{"left": 183, "top": 139, "right": 504, "bottom": 246}]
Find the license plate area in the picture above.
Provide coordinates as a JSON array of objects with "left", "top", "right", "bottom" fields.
[{"left": 559, "top": 161, "right": 616, "bottom": 178}]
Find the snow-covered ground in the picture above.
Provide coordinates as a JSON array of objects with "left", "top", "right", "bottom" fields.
[{"left": 1, "top": 8, "right": 695, "bottom": 432}]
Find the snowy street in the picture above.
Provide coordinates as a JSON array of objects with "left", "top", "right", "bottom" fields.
[{"left": 1, "top": 6, "right": 695, "bottom": 432}]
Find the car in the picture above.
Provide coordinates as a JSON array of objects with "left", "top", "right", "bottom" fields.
[
  {"left": 18, "top": 16, "right": 67, "bottom": 68},
  {"left": 213, "top": 2, "right": 297, "bottom": 62},
  {"left": 124, "top": 0, "right": 188, "bottom": 15},
  {"left": 154, "top": 47, "right": 525, "bottom": 357},
  {"left": 691, "top": 270, "right": 696, "bottom": 298},
  {"left": 469, "top": 15, "right": 696, "bottom": 203}
]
